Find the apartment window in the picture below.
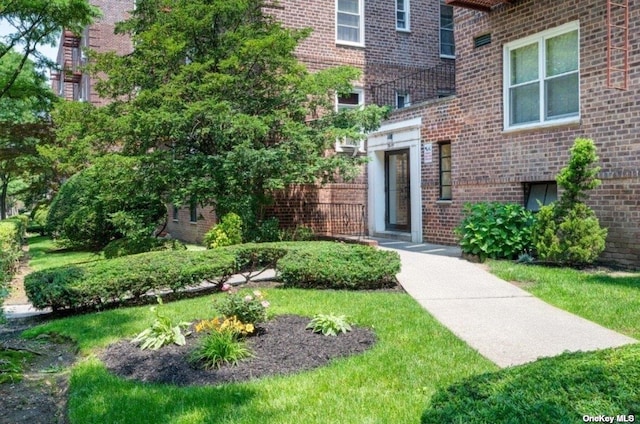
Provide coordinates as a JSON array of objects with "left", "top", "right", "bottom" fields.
[
  {"left": 396, "top": 91, "right": 410, "bottom": 109},
  {"left": 336, "top": 89, "right": 364, "bottom": 152},
  {"left": 189, "top": 199, "right": 198, "bottom": 223},
  {"left": 336, "top": 0, "right": 364, "bottom": 45},
  {"left": 504, "top": 22, "right": 579, "bottom": 130},
  {"left": 439, "top": 142, "right": 452, "bottom": 200},
  {"left": 525, "top": 182, "right": 557, "bottom": 212},
  {"left": 396, "top": 0, "right": 410, "bottom": 31},
  {"left": 440, "top": 1, "right": 455, "bottom": 58},
  {"left": 172, "top": 205, "right": 179, "bottom": 221}
]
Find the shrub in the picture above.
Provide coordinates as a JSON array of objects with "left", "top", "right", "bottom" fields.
[
  {"left": 46, "top": 155, "right": 166, "bottom": 249},
  {"left": 131, "top": 297, "right": 191, "bottom": 350},
  {"left": 204, "top": 212, "right": 243, "bottom": 248},
  {"left": 212, "top": 290, "right": 269, "bottom": 325},
  {"left": 307, "top": 314, "right": 352, "bottom": 336},
  {"left": 252, "top": 217, "right": 282, "bottom": 242},
  {"left": 421, "top": 344, "right": 640, "bottom": 424},
  {"left": 28, "top": 205, "right": 49, "bottom": 235},
  {"left": 534, "top": 203, "right": 607, "bottom": 266},
  {"left": 0, "top": 217, "right": 28, "bottom": 320},
  {"left": 103, "top": 237, "right": 186, "bottom": 259},
  {"left": 455, "top": 202, "right": 535, "bottom": 262},
  {"left": 277, "top": 242, "right": 400, "bottom": 289},
  {"left": 24, "top": 249, "right": 236, "bottom": 311},
  {"left": 189, "top": 328, "right": 252, "bottom": 370},
  {"left": 532, "top": 138, "right": 607, "bottom": 266}
]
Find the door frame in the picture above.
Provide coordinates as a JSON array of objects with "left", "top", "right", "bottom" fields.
[{"left": 384, "top": 149, "right": 411, "bottom": 231}]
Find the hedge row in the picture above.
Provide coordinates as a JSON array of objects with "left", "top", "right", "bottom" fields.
[
  {"left": 0, "top": 216, "right": 28, "bottom": 318},
  {"left": 421, "top": 344, "right": 640, "bottom": 424},
  {"left": 25, "top": 241, "right": 401, "bottom": 312},
  {"left": 25, "top": 249, "right": 237, "bottom": 311}
]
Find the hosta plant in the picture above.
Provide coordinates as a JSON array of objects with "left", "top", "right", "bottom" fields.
[
  {"left": 131, "top": 297, "right": 191, "bottom": 350},
  {"left": 307, "top": 314, "right": 352, "bottom": 336}
]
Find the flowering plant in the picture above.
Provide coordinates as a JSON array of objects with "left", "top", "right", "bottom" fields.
[
  {"left": 195, "top": 316, "right": 255, "bottom": 337},
  {"left": 213, "top": 289, "right": 269, "bottom": 325}
]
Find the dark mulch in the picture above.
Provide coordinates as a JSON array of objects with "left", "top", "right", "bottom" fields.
[{"left": 100, "top": 314, "right": 376, "bottom": 386}]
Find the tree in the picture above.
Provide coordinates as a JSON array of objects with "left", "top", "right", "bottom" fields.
[
  {"left": 0, "top": 49, "right": 56, "bottom": 219},
  {"left": 47, "top": 154, "right": 167, "bottom": 248},
  {"left": 90, "top": 0, "right": 388, "bottom": 235},
  {"left": 533, "top": 138, "right": 608, "bottom": 265},
  {"left": 0, "top": 0, "right": 99, "bottom": 100}
]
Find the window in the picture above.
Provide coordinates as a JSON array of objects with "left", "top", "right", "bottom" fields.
[
  {"left": 396, "top": 0, "right": 410, "bottom": 31},
  {"left": 336, "top": 0, "right": 364, "bottom": 45},
  {"left": 172, "top": 205, "right": 179, "bottom": 221},
  {"left": 525, "top": 182, "right": 557, "bottom": 212},
  {"left": 396, "top": 91, "right": 410, "bottom": 109},
  {"left": 504, "top": 22, "right": 579, "bottom": 130},
  {"left": 440, "top": 1, "right": 455, "bottom": 58},
  {"left": 439, "top": 142, "right": 452, "bottom": 200},
  {"left": 335, "top": 89, "right": 365, "bottom": 152},
  {"left": 189, "top": 199, "right": 198, "bottom": 223}
]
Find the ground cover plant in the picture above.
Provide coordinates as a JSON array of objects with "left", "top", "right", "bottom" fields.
[
  {"left": 421, "top": 344, "right": 640, "bottom": 424},
  {"left": 488, "top": 260, "right": 640, "bottom": 339},
  {"left": 23, "top": 289, "right": 495, "bottom": 424}
]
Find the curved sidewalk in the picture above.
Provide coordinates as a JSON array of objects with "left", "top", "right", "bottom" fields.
[{"left": 376, "top": 239, "right": 637, "bottom": 368}]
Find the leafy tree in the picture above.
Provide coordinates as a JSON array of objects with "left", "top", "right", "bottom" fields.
[
  {"left": 46, "top": 154, "right": 167, "bottom": 248},
  {"left": 90, "top": 0, "right": 388, "bottom": 235},
  {"left": 533, "top": 138, "right": 607, "bottom": 265},
  {"left": 0, "top": 0, "right": 99, "bottom": 99},
  {"left": 0, "top": 49, "right": 56, "bottom": 219}
]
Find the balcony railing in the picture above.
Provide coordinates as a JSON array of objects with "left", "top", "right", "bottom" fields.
[{"left": 371, "top": 62, "right": 456, "bottom": 111}]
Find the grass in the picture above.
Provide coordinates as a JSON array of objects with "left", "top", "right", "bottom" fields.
[
  {"left": 488, "top": 261, "right": 640, "bottom": 339},
  {"left": 0, "top": 349, "right": 34, "bottom": 384},
  {"left": 24, "top": 289, "right": 496, "bottom": 424},
  {"left": 27, "top": 235, "right": 103, "bottom": 272},
  {"left": 421, "top": 343, "right": 640, "bottom": 424}
]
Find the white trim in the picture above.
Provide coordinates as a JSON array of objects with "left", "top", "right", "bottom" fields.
[
  {"left": 336, "top": 0, "right": 365, "bottom": 47},
  {"left": 396, "top": 0, "right": 410, "bottom": 32},
  {"left": 335, "top": 88, "right": 366, "bottom": 153},
  {"left": 367, "top": 118, "right": 423, "bottom": 243},
  {"left": 503, "top": 21, "right": 580, "bottom": 131}
]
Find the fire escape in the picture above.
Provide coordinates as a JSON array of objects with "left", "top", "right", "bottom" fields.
[
  {"left": 606, "top": 0, "right": 629, "bottom": 90},
  {"left": 445, "top": 0, "right": 512, "bottom": 12},
  {"left": 50, "top": 30, "right": 83, "bottom": 93}
]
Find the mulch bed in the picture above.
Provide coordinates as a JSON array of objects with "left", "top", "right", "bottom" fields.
[{"left": 100, "top": 314, "right": 377, "bottom": 386}]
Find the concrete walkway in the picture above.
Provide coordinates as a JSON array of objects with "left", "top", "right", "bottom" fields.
[{"left": 374, "top": 238, "right": 637, "bottom": 367}]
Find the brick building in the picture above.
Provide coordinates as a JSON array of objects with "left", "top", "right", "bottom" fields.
[
  {"left": 168, "top": 0, "right": 455, "bottom": 243},
  {"left": 371, "top": 0, "right": 639, "bottom": 268},
  {"left": 51, "top": 0, "right": 133, "bottom": 106}
]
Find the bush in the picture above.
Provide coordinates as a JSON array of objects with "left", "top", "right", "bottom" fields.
[
  {"left": 533, "top": 203, "right": 607, "bottom": 266},
  {"left": 212, "top": 290, "right": 269, "bottom": 325},
  {"left": 421, "top": 344, "right": 640, "bottom": 424},
  {"left": 204, "top": 213, "right": 243, "bottom": 248},
  {"left": 532, "top": 138, "right": 607, "bottom": 266},
  {"left": 454, "top": 202, "right": 535, "bottom": 262},
  {"left": 277, "top": 242, "right": 400, "bottom": 289},
  {"left": 24, "top": 249, "right": 236, "bottom": 311},
  {"left": 103, "top": 237, "right": 186, "bottom": 259},
  {"left": 46, "top": 155, "right": 167, "bottom": 249},
  {"left": 0, "top": 216, "right": 28, "bottom": 321},
  {"left": 28, "top": 205, "right": 49, "bottom": 235}
]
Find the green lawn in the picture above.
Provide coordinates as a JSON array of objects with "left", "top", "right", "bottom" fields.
[
  {"left": 27, "top": 235, "right": 103, "bottom": 271},
  {"left": 25, "top": 289, "right": 496, "bottom": 424},
  {"left": 488, "top": 260, "right": 640, "bottom": 339}
]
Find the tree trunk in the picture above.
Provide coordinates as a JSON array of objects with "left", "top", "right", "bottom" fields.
[{"left": 0, "top": 178, "right": 8, "bottom": 220}]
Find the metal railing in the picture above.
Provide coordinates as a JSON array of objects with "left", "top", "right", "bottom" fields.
[
  {"left": 371, "top": 62, "right": 456, "bottom": 110},
  {"left": 303, "top": 202, "right": 366, "bottom": 239}
]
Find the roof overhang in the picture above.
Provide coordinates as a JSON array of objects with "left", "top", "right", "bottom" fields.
[{"left": 445, "top": 0, "right": 512, "bottom": 12}]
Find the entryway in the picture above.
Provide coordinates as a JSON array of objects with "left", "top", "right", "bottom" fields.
[{"left": 384, "top": 149, "right": 410, "bottom": 231}]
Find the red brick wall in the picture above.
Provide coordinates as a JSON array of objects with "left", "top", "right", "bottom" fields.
[
  {"left": 165, "top": 205, "right": 217, "bottom": 245},
  {"left": 417, "top": 0, "right": 640, "bottom": 268}
]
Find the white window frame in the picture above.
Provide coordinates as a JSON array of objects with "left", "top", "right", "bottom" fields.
[
  {"left": 396, "top": 91, "right": 411, "bottom": 109},
  {"left": 439, "top": 1, "right": 455, "bottom": 59},
  {"left": 336, "top": 0, "right": 364, "bottom": 47},
  {"left": 335, "top": 88, "right": 366, "bottom": 153},
  {"left": 503, "top": 21, "right": 580, "bottom": 131},
  {"left": 396, "top": 0, "right": 410, "bottom": 32}
]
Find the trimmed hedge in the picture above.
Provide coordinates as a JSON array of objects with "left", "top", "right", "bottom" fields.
[
  {"left": 24, "top": 241, "right": 401, "bottom": 312},
  {"left": 421, "top": 344, "right": 640, "bottom": 424},
  {"left": 0, "top": 216, "right": 28, "bottom": 319},
  {"left": 276, "top": 242, "right": 400, "bottom": 289},
  {"left": 25, "top": 249, "right": 236, "bottom": 311}
]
